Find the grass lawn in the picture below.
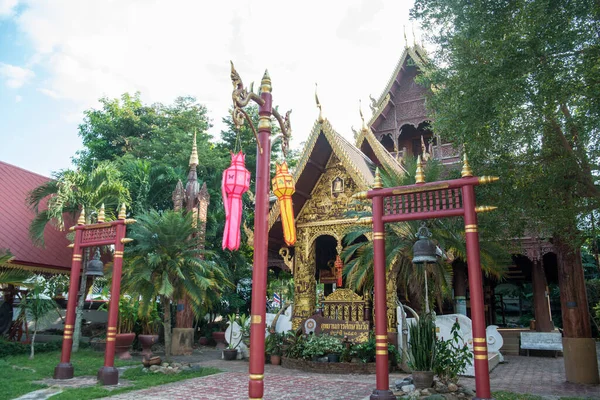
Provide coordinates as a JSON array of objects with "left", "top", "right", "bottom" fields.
[
  {"left": 493, "top": 391, "right": 596, "bottom": 400},
  {"left": 0, "top": 348, "right": 220, "bottom": 400}
]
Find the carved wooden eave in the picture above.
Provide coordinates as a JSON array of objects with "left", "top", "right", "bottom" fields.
[
  {"left": 355, "top": 126, "right": 408, "bottom": 180},
  {"left": 267, "top": 118, "right": 375, "bottom": 233},
  {"left": 323, "top": 288, "right": 364, "bottom": 302}
]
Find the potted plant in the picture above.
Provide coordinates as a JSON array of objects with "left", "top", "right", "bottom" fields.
[
  {"left": 100, "top": 296, "right": 138, "bottom": 360},
  {"left": 265, "top": 331, "right": 284, "bottom": 365},
  {"left": 323, "top": 335, "right": 343, "bottom": 363},
  {"left": 223, "top": 313, "right": 241, "bottom": 360},
  {"left": 408, "top": 314, "right": 437, "bottom": 388},
  {"left": 301, "top": 334, "right": 338, "bottom": 362},
  {"left": 138, "top": 301, "right": 160, "bottom": 357}
]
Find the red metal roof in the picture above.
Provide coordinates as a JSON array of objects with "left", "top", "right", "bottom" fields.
[{"left": 0, "top": 161, "right": 72, "bottom": 274}]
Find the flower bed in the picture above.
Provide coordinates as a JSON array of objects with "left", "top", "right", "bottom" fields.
[{"left": 281, "top": 356, "right": 392, "bottom": 374}]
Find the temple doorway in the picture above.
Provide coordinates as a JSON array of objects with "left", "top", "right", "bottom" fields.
[{"left": 315, "top": 235, "right": 337, "bottom": 296}]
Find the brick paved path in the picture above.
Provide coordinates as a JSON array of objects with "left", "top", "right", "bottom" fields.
[{"left": 101, "top": 350, "right": 600, "bottom": 400}]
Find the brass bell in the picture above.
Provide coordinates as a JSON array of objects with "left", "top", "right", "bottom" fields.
[
  {"left": 412, "top": 223, "right": 437, "bottom": 265},
  {"left": 85, "top": 249, "right": 104, "bottom": 277}
]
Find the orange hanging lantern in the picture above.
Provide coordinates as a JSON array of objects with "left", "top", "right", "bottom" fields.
[
  {"left": 335, "top": 255, "right": 343, "bottom": 287},
  {"left": 271, "top": 161, "right": 296, "bottom": 246}
]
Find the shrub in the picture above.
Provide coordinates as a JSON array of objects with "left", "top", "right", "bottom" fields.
[
  {"left": 434, "top": 319, "right": 473, "bottom": 384},
  {"left": 408, "top": 313, "right": 436, "bottom": 371},
  {"left": 0, "top": 339, "right": 61, "bottom": 359},
  {"left": 301, "top": 334, "right": 343, "bottom": 359}
]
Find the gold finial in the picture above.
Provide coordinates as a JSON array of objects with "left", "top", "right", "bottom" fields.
[
  {"left": 118, "top": 203, "right": 126, "bottom": 220},
  {"left": 97, "top": 204, "right": 105, "bottom": 223},
  {"left": 77, "top": 207, "right": 85, "bottom": 225},
  {"left": 315, "top": 83, "right": 324, "bottom": 123},
  {"left": 261, "top": 69, "right": 271, "bottom": 93},
  {"left": 121, "top": 238, "right": 134, "bottom": 244},
  {"left": 461, "top": 152, "right": 473, "bottom": 177},
  {"left": 352, "top": 191, "right": 368, "bottom": 200},
  {"left": 478, "top": 176, "right": 500, "bottom": 185},
  {"left": 359, "top": 100, "right": 367, "bottom": 131},
  {"left": 189, "top": 130, "right": 199, "bottom": 167},
  {"left": 403, "top": 26, "right": 408, "bottom": 48},
  {"left": 374, "top": 168, "right": 383, "bottom": 189},
  {"left": 475, "top": 206, "right": 498, "bottom": 213},
  {"left": 415, "top": 155, "right": 425, "bottom": 184}
]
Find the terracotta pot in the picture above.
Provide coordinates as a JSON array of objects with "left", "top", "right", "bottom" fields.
[
  {"left": 223, "top": 348, "right": 238, "bottom": 360},
  {"left": 270, "top": 354, "right": 281, "bottom": 365},
  {"left": 115, "top": 332, "right": 136, "bottom": 360},
  {"left": 198, "top": 336, "right": 210, "bottom": 346},
  {"left": 213, "top": 331, "right": 226, "bottom": 350},
  {"left": 138, "top": 334, "right": 159, "bottom": 357},
  {"left": 412, "top": 371, "right": 434, "bottom": 389}
]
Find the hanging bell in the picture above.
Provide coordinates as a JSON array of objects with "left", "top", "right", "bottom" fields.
[
  {"left": 85, "top": 249, "right": 104, "bottom": 277},
  {"left": 412, "top": 223, "right": 437, "bottom": 265}
]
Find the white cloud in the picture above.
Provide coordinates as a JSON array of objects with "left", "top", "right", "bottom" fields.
[
  {"left": 14, "top": 0, "right": 420, "bottom": 148},
  {"left": 15, "top": 94, "right": 22, "bottom": 102},
  {"left": 0, "top": 62, "right": 35, "bottom": 88},
  {"left": 0, "top": 0, "right": 19, "bottom": 17}
]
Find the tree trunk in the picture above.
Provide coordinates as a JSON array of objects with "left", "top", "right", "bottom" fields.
[
  {"left": 531, "top": 259, "right": 553, "bottom": 332},
  {"left": 163, "top": 297, "right": 172, "bottom": 360},
  {"left": 554, "top": 237, "right": 591, "bottom": 338},
  {"left": 29, "top": 321, "right": 37, "bottom": 360}
]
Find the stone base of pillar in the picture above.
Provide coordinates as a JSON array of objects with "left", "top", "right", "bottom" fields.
[
  {"left": 97, "top": 366, "right": 119, "bottom": 385},
  {"left": 370, "top": 389, "right": 396, "bottom": 400},
  {"left": 171, "top": 327, "right": 195, "bottom": 355},
  {"left": 53, "top": 363, "right": 74, "bottom": 379},
  {"left": 563, "top": 337, "right": 600, "bottom": 384}
]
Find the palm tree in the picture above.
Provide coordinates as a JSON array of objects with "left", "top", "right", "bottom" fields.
[
  {"left": 27, "top": 161, "right": 130, "bottom": 351},
  {"left": 0, "top": 249, "right": 33, "bottom": 287},
  {"left": 342, "top": 159, "right": 508, "bottom": 313},
  {"left": 122, "top": 209, "right": 231, "bottom": 359}
]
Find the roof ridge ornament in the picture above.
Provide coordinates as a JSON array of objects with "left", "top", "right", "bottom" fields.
[
  {"left": 359, "top": 100, "right": 368, "bottom": 132},
  {"left": 415, "top": 155, "right": 426, "bottom": 184},
  {"left": 404, "top": 25, "right": 408, "bottom": 49},
  {"left": 189, "top": 130, "right": 199, "bottom": 167},
  {"left": 77, "top": 207, "right": 85, "bottom": 225},
  {"left": 461, "top": 151, "right": 474, "bottom": 178},
  {"left": 315, "top": 83, "right": 324, "bottom": 123}
]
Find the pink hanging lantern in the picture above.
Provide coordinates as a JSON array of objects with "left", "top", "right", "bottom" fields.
[{"left": 222, "top": 151, "right": 251, "bottom": 251}]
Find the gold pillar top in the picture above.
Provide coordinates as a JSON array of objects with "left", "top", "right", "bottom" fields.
[
  {"left": 461, "top": 152, "right": 474, "bottom": 177},
  {"left": 118, "top": 203, "right": 126, "bottom": 220},
  {"left": 373, "top": 167, "right": 383, "bottom": 189},
  {"left": 415, "top": 155, "right": 425, "bottom": 184},
  {"left": 97, "top": 204, "right": 105, "bottom": 223},
  {"left": 77, "top": 207, "right": 85, "bottom": 225},
  {"left": 189, "top": 131, "right": 199, "bottom": 167},
  {"left": 261, "top": 69, "right": 272, "bottom": 93}
]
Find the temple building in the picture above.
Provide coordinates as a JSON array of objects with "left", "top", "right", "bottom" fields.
[{"left": 267, "top": 44, "right": 558, "bottom": 341}]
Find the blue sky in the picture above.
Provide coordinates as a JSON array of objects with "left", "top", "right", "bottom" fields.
[{"left": 0, "top": 0, "right": 416, "bottom": 177}]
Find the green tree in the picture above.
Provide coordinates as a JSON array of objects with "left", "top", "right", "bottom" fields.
[
  {"left": 0, "top": 250, "right": 33, "bottom": 287},
  {"left": 17, "top": 278, "right": 60, "bottom": 359},
  {"left": 411, "top": 0, "right": 599, "bottom": 342},
  {"left": 27, "top": 161, "right": 130, "bottom": 351},
  {"left": 122, "top": 210, "right": 230, "bottom": 359}
]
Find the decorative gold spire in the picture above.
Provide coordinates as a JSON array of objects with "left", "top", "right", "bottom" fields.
[
  {"left": 118, "top": 203, "right": 126, "bottom": 220},
  {"left": 189, "top": 131, "right": 199, "bottom": 167},
  {"left": 373, "top": 168, "right": 383, "bottom": 189},
  {"left": 403, "top": 25, "right": 408, "bottom": 48},
  {"left": 359, "top": 100, "right": 367, "bottom": 131},
  {"left": 261, "top": 69, "right": 271, "bottom": 93},
  {"left": 77, "top": 207, "right": 85, "bottom": 225},
  {"left": 415, "top": 155, "right": 425, "bottom": 184},
  {"left": 315, "top": 83, "right": 324, "bottom": 123},
  {"left": 475, "top": 206, "right": 498, "bottom": 213},
  {"left": 461, "top": 152, "right": 473, "bottom": 177},
  {"left": 97, "top": 204, "right": 105, "bottom": 223},
  {"left": 478, "top": 176, "right": 500, "bottom": 185}
]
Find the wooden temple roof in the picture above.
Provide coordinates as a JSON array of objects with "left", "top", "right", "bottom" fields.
[{"left": 0, "top": 161, "right": 72, "bottom": 274}]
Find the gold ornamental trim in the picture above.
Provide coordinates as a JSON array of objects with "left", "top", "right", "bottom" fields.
[
  {"left": 465, "top": 227, "right": 478, "bottom": 233},
  {"left": 474, "top": 346, "right": 487, "bottom": 352},
  {"left": 475, "top": 205, "right": 498, "bottom": 213},
  {"left": 375, "top": 350, "right": 388, "bottom": 355},
  {"left": 251, "top": 315, "right": 262, "bottom": 324},
  {"left": 249, "top": 398, "right": 263, "bottom": 400},
  {"left": 296, "top": 218, "right": 370, "bottom": 229},
  {"left": 249, "top": 374, "right": 264, "bottom": 381},
  {"left": 114, "top": 251, "right": 124, "bottom": 256},
  {"left": 473, "top": 337, "right": 486, "bottom": 343},
  {"left": 474, "top": 354, "right": 488, "bottom": 360},
  {"left": 375, "top": 335, "right": 387, "bottom": 340},
  {"left": 391, "top": 182, "right": 450, "bottom": 195},
  {"left": 121, "top": 238, "right": 134, "bottom": 244},
  {"left": 323, "top": 288, "right": 363, "bottom": 302},
  {"left": 107, "top": 327, "right": 116, "bottom": 331},
  {"left": 63, "top": 335, "right": 72, "bottom": 339},
  {"left": 376, "top": 343, "right": 387, "bottom": 348},
  {"left": 113, "top": 255, "right": 123, "bottom": 258},
  {"left": 373, "top": 232, "right": 384, "bottom": 240},
  {"left": 107, "top": 338, "right": 116, "bottom": 342},
  {"left": 65, "top": 324, "right": 73, "bottom": 329},
  {"left": 72, "top": 255, "right": 82, "bottom": 261},
  {"left": 83, "top": 222, "right": 112, "bottom": 230},
  {"left": 478, "top": 176, "right": 499, "bottom": 185},
  {"left": 124, "top": 218, "right": 137, "bottom": 225}
]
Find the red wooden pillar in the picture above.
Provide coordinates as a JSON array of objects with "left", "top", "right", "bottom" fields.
[
  {"left": 370, "top": 171, "right": 395, "bottom": 400},
  {"left": 461, "top": 183, "right": 492, "bottom": 399},
  {"left": 97, "top": 222, "right": 127, "bottom": 385},
  {"left": 248, "top": 71, "right": 272, "bottom": 400},
  {"left": 54, "top": 228, "right": 84, "bottom": 379}
]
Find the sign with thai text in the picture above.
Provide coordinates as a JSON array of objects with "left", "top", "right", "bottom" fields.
[{"left": 302, "top": 314, "right": 369, "bottom": 343}]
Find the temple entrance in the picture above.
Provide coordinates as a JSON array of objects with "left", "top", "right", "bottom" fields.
[{"left": 315, "top": 235, "right": 338, "bottom": 296}]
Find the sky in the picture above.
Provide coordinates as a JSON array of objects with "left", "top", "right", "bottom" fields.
[{"left": 0, "top": 0, "right": 420, "bottom": 177}]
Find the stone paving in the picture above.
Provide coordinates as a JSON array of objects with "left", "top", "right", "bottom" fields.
[{"left": 98, "top": 350, "right": 600, "bottom": 400}]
